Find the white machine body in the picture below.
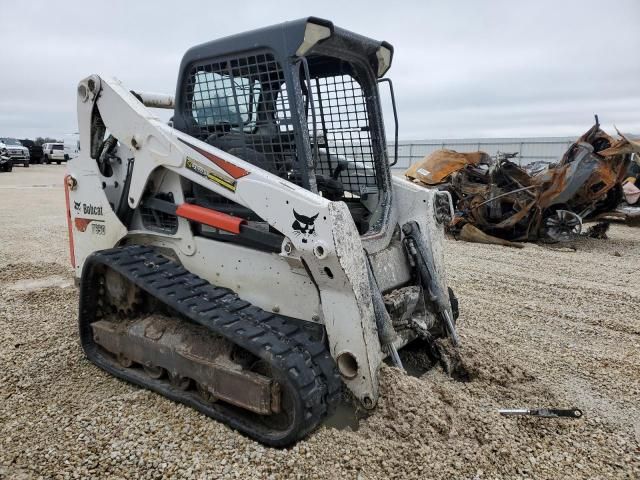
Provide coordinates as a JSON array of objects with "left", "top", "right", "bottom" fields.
[{"left": 66, "top": 74, "right": 453, "bottom": 407}]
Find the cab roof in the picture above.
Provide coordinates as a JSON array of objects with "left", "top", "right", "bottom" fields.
[{"left": 178, "top": 17, "right": 394, "bottom": 79}]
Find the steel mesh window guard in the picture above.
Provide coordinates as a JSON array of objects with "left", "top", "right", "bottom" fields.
[
  {"left": 184, "top": 53, "right": 301, "bottom": 185},
  {"left": 307, "top": 72, "right": 379, "bottom": 197},
  {"left": 183, "top": 52, "right": 381, "bottom": 202}
]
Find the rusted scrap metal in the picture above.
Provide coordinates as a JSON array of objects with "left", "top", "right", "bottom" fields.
[
  {"left": 596, "top": 175, "right": 640, "bottom": 225},
  {"left": 405, "top": 118, "right": 640, "bottom": 242},
  {"left": 459, "top": 223, "right": 524, "bottom": 248},
  {"left": 405, "top": 150, "right": 491, "bottom": 185},
  {"left": 92, "top": 315, "right": 280, "bottom": 415},
  {"left": 601, "top": 204, "right": 640, "bottom": 225}
]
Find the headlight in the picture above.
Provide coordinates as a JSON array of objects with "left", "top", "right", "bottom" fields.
[
  {"left": 296, "top": 20, "right": 332, "bottom": 56},
  {"left": 376, "top": 45, "right": 393, "bottom": 77},
  {"left": 25, "top": 150, "right": 30, "bottom": 158}
]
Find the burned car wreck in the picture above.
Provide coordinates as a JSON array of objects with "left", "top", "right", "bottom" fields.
[{"left": 405, "top": 120, "right": 640, "bottom": 243}]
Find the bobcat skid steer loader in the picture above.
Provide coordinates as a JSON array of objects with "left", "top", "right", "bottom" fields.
[{"left": 65, "top": 17, "right": 459, "bottom": 446}]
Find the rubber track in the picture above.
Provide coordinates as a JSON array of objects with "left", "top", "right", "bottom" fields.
[{"left": 78, "top": 245, "right": 341, "bottom": 446}]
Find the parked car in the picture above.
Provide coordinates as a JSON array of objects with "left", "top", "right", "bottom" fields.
[
  {"left": 42, "top": 142, "right": 68, "bottom": 164},
  {"left": 0, "top": 138, "right": 29, "bottom": 167},
  {"left": 19, "top": 139, "right": 44, "bottom": 164},
  {"left": 63, "top": 133, "right": 80, "bottom": 160},
  {"left": 0, "top": 150, "right": 12, "bottom": 172}
]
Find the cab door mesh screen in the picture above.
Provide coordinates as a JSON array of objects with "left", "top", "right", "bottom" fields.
[
  {"left": 307, "top": 72, "right": 379, "bottom": 197},
  {"left": 183, "top": 53, "right": 302, "bottom": 185}
]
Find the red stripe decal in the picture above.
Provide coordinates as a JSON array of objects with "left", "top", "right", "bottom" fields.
[
  {"left": 179, "top": 138, "right": 249, "bottom": 179},
  {"left": 74, "top": 218, "right": 95, "bottom": 232}
]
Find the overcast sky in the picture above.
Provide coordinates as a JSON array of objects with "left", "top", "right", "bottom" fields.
[{"left": 1, "top": 0, "right": 638, "bottom": 140}]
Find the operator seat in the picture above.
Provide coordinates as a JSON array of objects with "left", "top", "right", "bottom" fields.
[{"left": 205, "top": 121, "right": 289, "bottom": 176}]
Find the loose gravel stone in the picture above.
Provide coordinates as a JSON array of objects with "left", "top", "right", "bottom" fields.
[{"left": 1, "top": 166, "right": 639, "bottom": 479}]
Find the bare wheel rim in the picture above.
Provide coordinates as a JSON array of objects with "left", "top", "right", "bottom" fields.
[{"left": 544, "top": 209, "right": 582, "bottom": 241}]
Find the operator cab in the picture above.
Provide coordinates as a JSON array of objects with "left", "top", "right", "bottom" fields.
[{"left": 173, "top": 17, "right": 394, "bottom": 236}]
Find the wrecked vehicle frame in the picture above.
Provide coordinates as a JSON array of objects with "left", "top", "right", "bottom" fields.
[{"left": 405, "top": 119, "right": 639, "bottom": 242}]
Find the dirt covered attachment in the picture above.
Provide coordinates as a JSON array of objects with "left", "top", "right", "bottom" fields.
[
  {"left": 405, "top": 118, "right": 640, "bottom": 244},
  {"left": 361, "top": 343, "right": 624, "bottom": 479}
]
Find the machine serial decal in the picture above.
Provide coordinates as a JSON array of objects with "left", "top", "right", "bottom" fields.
[
  {"left": 185, "top": 157, "right": 237, "bottom": 192},
  {"left": 91, "top": 223, "right": 106, "bottom": 235},
  {"left": 74, "top": 218, "right": 105, "bottom": 233},
  {"left": 292, "top": 210, "right": 318, "bottom": 243},
  {"left": 73, "top": 202, "right": 104, "bottom": 216},
  {"left": 179, "top": 138, "right": 250, "bottom": 179}
]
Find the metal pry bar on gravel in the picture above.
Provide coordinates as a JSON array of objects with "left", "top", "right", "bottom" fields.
[{"left": 499, "top": 408, "right": 583, "bottom": 419}]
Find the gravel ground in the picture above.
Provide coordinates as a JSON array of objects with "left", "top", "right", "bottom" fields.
[{"left": 1, "top": 165, "right": 639, "bottom": 479}]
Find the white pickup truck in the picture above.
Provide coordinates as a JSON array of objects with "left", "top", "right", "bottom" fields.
[
  {"left": 42, "top": 143, "right": 68, "bottom": 164},
  {"left": 0, "top": 138, "right": 30, "bottom": 167}
]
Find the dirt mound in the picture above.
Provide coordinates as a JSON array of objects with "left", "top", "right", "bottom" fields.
[
  {"left": 346, "top": 333, "right": 632, "bottom": 479},
  {"left": 365, "top": 337, "right": 551, "bottom": 444}
]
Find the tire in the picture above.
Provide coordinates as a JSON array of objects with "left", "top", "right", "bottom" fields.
[
  {"left": 44, "top": 156, "right": 50, "bottom": 164},
  {"left": 56, "top": 161, "right": 61, "bottom": 165},
  {"left": 25, "top": 162, "right": 30, "bottom": 168},
  {"left": 7, "top": 164, "right": 12, "bottom": 172}
]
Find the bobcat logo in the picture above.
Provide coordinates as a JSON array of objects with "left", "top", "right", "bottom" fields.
[
  {"left": 292, "top": 209, "right": 318, "bottom": 243},
  {"left": 73, "top": 201, "right": 81, "bottom": 212}
]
